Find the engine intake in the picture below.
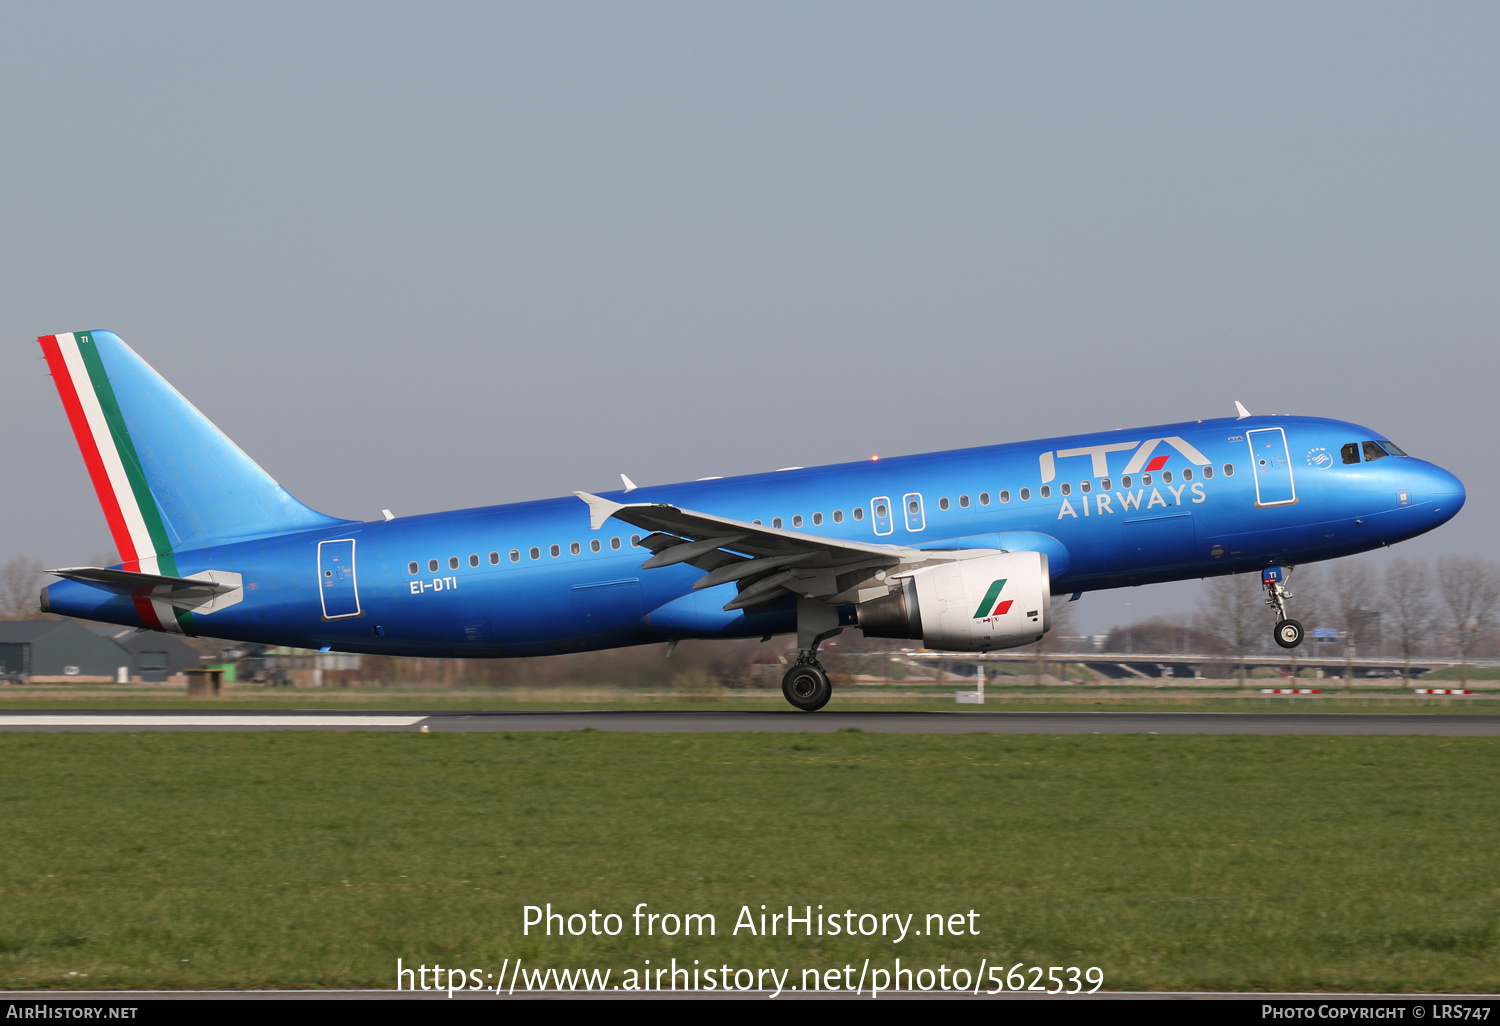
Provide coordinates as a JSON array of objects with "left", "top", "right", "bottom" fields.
[{"left": 857, "top": 550, "right": 1051, "bottom": 652}]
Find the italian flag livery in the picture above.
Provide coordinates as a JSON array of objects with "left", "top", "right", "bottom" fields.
[
  {"left": 40, "top": 331, "right": 196, "bottom": 634},
  {"left": 972, "top": 578, "right": 1012, "bottom": 619}
]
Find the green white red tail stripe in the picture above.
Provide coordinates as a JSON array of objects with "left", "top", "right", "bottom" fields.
[{"left": 39, "top": 331, "right": 194, "bottom": 635}]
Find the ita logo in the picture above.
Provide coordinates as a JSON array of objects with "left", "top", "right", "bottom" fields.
[
  {"left": 972, "top": 579, "right": 1013, "bottom": 619},
  {"left": 1305, "top": 446, "right": 1333, "bottom": 469}
]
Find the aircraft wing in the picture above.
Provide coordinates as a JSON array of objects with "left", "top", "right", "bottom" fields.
[{"left": 574, "top": 492, "right": 913, "bottom": 611}]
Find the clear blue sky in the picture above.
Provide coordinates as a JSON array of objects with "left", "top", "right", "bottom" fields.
[{"left": 2, "top": 2, "right": 1495, "bottom": 633}]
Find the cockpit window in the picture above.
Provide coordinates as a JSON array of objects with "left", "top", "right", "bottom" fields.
[
  {"left": 1378, "top": 440, "right": 1408, "bottom": 457},
  {"left": 1362, "top": 440, "right": 1389, "bottom": 462},
  {"left": 1341, "top": 443, "right": 1360, "bottom": 465}
]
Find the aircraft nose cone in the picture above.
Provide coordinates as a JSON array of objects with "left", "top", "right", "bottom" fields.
[{"left": 1427, "top": 465, "right": 1466, "bottom": 520}]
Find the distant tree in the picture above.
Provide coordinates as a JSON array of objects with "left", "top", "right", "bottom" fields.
[
  {"left": 1381, "top": 557, "right": 1432, "bottom": 683},
  {"left": 1196, "top": 573, "right": 1261, "bottom": 685},
  {"left": 1434, "top": 557, "right": 1500, "bottom": 685},
  {"left": 1020, "top": 596, "right": 1077, "bottom": 684},
  {"left": 1105, "top": 617, "right": 1219, "bottom": 654},
  {"left": 1324, "top": 559, "right": 1376, "bottom": 686},
  {"left": 0, "top": 558, "right": 48, "bottom": 620},
  {"left": 1287, "top": 564, "right": 1324, "bottom": 637}
]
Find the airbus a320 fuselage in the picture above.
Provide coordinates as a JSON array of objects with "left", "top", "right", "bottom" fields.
[{"left": 37, "top": 331, "right": 1465, "bottom": 709}]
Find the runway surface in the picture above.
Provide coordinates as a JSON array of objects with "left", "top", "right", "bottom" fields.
[{"left": 1, "top": 710, "right": 1499, "bottom": 735}]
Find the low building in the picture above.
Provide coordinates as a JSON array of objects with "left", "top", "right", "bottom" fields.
[
  {"left": 261, "top": 647, "right": 363, "bottom": 687},
  {"left": 85, "top": 625, "right": 204, "bottom": 682},
  {"left": 0, "top": 621, "right": 132, "bottom": 681}
]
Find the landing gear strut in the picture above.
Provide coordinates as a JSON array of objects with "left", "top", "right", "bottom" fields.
[
  {"left": 782, "top": 597, "right": 841, "bottom": 712},
  {"left": 1262, "top": 566, "right": 1304, "bottom": 649}
]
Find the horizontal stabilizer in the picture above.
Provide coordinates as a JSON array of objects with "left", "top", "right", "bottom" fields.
[
  {"left": 48, "top": 566, "right": 234, "bottom": 592},
  {"left": 47, "top": 566, "right": 243, "bottom": 615}
]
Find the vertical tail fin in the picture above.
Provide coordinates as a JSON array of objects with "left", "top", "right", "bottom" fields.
[{"left": 39, "top": 330, "right": 350, "bottom": 580}]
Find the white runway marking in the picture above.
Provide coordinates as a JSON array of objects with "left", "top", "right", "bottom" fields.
[{"left": 0, "top": 715, "right": 427, "bottom": 727}]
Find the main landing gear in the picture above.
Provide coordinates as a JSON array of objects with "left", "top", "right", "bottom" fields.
[
  {"left": 782, "top": 658, "right": 832, "bottom": 712},
  {"left": 1262, "top": 566, "right": 1304, "bottom": 649},
  {"left": 782, "top": 597, "right": 842, "bottom": 712}
]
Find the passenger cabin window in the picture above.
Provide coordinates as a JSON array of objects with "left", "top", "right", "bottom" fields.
[
  {"left": 529, "top": 547, "right": 540, "bottom": 560},
  {"left": 489, "top": 551, "right": 499, "bottom": 564},
  {"left": 812, "top": 512, "right": 823, "bottom": 525},
  {"left": 873, "top": 503, "right": 886, "bottom": 519},
  {"left": 509, "top": 550, "right": 520, "bottom": 562},
  {"left": 938, "top": 497, "right": 950, "bottom": 511},
  {"left": 1182, "top": 469, "right": 1192, "bottom": 481},
  {"left": 1080, "top": 481, "right": 1090, "bottom": 494},
  {"left": 631, "top": 534, "right": 641, "bottom": 546},
  {"left": 773, "top": 517, "right": 783, "bottom": 529},
  {"left": 833, "top": 509, "right": 843, "bottom": 523},
  {"left": 449, "top": 557, "right": 460, "bottom": 570},
  {"left": 1362, "top": 441, "right": 1389, "bottom": 462},
  {"left": 408, "top": 561, "right": 418, "bottom": 575},
  {"left": 1341, "top": 443, "right": 1360, "bottom": 465},
  {"left": 1162, "top": 471, "right": 1173, "bottom": 484},
  {"left": 570, "top": 542, "right": 581, "bottom": 554},
  {"left": 959, "top": 494, "right": 970, "bottom": 508},
  {"left": 428, "top": 559, "right": 439, "bottom": 573},
  {"left": 999, "top": 490, "right": 1009, "bottom": 503},
  {"left": 610, "top": 537, "right": 621, "bottom": 550},
  {"left": 1121, "top": 476, "right": 1132, "bottom": 489},
  {"left": 752, "top": 519, "right": 762, "bottom": 525},
  {"left": 469, "top": 554, "right": 479, "bottom": 567},
  {"left": 979, "top": 492, "right": 990, "bottom": 506},
  {"left": 792, "top": 515, "right": 803, "bottom": 527},
  {"left": 1141, "top": 474, "right": 1152, "bottom": 486},
  {"left": 590, "top": 539, "right": 601, "bottom": 552},
  {"left": 1019, "top": 488, "right": 1030, "bottom": 501},
  {"left": 549, "top": 544, "right": 560, "bottom": 558},
  {"left": 1059, "top": 483, "right": 1070, "bottom": 496},
  {"left": 1202, "top": 466, "right": 1213, "bottom": 479},
  {"left": 1039, "top": 486, "right": 1051, "bottom": 498},
  {"left": 1100, "top": 478, "right": 1111, "bottom": 490},
  {"left": 853, "top": 507, "right": 864, "bottom": 521},
  {"left": 1223, "top": 464, "right": 1234, "bottom": 476}
]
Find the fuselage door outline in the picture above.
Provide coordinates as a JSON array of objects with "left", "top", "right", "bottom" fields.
[
  {"left": 317, "top": 538, "right": 363, "bottom": 620},
  {"left": 1246, "top": 427, "right": 1297, "bottom": 508},
  {"left": 902, "top": 492, "right": 926, "bottom": 532}
]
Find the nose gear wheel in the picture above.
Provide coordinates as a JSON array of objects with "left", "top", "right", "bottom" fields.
[{"left": 1274, "top": 618, "right": 1304, "bottom": 649}]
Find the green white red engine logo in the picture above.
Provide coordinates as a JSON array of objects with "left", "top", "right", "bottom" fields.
[{"left": 973, "top": 579, "right": 1012, "bottom": 619}]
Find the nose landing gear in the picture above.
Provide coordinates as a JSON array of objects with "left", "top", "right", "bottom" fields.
[{"left": 1263, "top": 566, "right": 1304, "bottom": 649}]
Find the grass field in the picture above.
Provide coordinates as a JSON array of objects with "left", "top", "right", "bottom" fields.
[
  {"left": 1, "top": 682, "right": 1498, "bottom": 714},
  {"left": 1, "top": 730, "right": 1498, "bottom": 993}
]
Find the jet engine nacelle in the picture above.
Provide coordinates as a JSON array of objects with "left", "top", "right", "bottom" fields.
[{"left": 857, "top": 550, "right": 1051, "bottom": 652}]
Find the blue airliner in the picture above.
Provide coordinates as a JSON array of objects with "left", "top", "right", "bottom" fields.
[{"left": 37, "top": 331, "right": 1465, "bottom": 710}]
